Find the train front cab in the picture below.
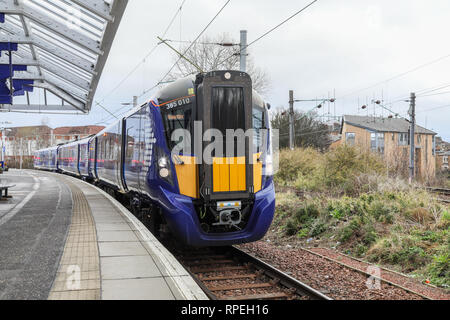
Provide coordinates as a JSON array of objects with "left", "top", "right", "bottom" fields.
[{"left": 154, "top": 71, "right": 275, "bottom": 246}]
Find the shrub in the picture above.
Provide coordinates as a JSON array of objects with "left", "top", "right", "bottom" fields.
[
  {"left": 368, "top": 236, "right": 431, "bottom": 272},
  {"left": 367, "top": 200, "right": 395, "bottom": 224},
  {"left": 323, "top": 145, "right": 385, "bottom": 193},
  {"left": 282, "top": 203, "right": 321, "bottom": 237},
  {"left": 275, "top": 148, "right": 321, "bottom": 186},
  {"left": 426, "top": 253, "right": 449, "bottom": 287}
]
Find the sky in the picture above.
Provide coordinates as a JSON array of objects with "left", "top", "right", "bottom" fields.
[{"left": 2, "top": 0, "right": 450, "bottom": 140}]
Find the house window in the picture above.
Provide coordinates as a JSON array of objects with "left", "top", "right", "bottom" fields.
[
  {"left": 432, "top": 136, "right": 436, "bottom": 156},
  {"left": 378, "top": 133, "right": 385, "bottom": 154},
  {"left": 417, "top": 134, "right": 421, "bottom": 143},
  {"left": 371, "top": 132, "right": 385, "bottom": 154},
  {"left": 346, "top": 133, "right": 355, "bottom": 145},
  {"left": 398, "top": 133, "right": 408, "bottom": 146},
  {"left": 371, "top": 133, "right": 376, "bottom": 150}
]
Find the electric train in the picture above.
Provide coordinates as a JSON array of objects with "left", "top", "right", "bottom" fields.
[{"left": 34, "top": 71, "right": 275, "bottom": 247}]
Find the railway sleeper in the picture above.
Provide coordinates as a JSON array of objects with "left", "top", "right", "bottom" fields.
[
  {"left": 200, "top": 274, "right": 258, "bottom": 281},
  {"left": 190, "top": 265, "right": 248, "bottom": 274},
  {"left": 221, "top": 292, "right": 291, "bottom": 301},
  {"left": 184, "top": 259, "right": 236, "bottom": 267},
  {"left": 209, "top": 282, "right": 274, "bottom": 292}
]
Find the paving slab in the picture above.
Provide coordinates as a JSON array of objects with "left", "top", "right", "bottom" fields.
[
  {"left": 101, "top": 255, "right": 162, "bottom": 280},
  {"left": 98, "top": 241, "right": 148, "bottom": 257},
  {"left": 97, "top": 230, "right": 139, "bottom": 242},
  {"left": 102, "top": 278, "right": 175, "bottom": 300}
]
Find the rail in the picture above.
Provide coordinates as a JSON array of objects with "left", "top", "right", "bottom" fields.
[{"left": 168, "top": 244, "right": 331, "bottom": 300}]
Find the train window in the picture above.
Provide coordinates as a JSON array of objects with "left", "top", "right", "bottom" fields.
[
  {"left": 253, "top": 107, "right": 265, "bottom": 153},
  {"left": 212, "top": 87, "right": 245, "bottom": 157},
  {"left": 212, "top": 87, "right": 245, "bottom": 134},
  {"left": 162, "top": 107, "right": 193, "bottom": 151}
]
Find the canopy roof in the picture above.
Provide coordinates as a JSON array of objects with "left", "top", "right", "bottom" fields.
[{"left": 0, "top": 0, "right": 128, "bottom": 113}]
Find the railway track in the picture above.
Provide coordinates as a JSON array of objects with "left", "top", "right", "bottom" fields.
[
  {"left": 167, "top": 244, "right": 331, "bottom": 300},
  {"left": 426, "top": 187, "right": 450, "bottom": 204}
]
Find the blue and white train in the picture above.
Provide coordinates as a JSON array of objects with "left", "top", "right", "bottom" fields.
[{"left": 34, "top": 71, "right": 275, "bottom": 247}]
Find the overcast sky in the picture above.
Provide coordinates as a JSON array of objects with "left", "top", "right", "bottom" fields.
[{"left": 3, "top": 0, "right": 450, "bottom": 140}]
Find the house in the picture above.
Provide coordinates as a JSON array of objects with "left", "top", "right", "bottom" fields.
[
  {"left": 436, "top": 150, "right": 450, "bottom": 171},
  {"left": 2, "top": 125, "right": 53, "bottom": 168},
  {"left": 340, "top": 115, "right": 437, "bottom": 179},
  {"left": 52, "top": 125, "right": 105, "bottom": 145},
  {"left": 435, "top": 136, "right": 450, "bottom": 152}
]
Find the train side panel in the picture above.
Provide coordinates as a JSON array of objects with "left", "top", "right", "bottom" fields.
[
  {"left": 78, "top": 138, "right": 91, "bottom": 178},
  {"left": 89, "top": 137, "right": 97, "bottom": 179},
  {"left": 34, "top": 147, "right": 58, "bottom": 171},
  {"left": 96, "top": 122, "right": 124, "bottom": 190},
  {"left": 58, "top": 142, "right": 80, "bottom": 176},
  {"left": 123, "top": 106, "right": 148, "bottom": 193}
]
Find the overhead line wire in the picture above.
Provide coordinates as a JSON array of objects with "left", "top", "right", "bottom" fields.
[
  {"left": 138, "top": 0, "right": 232, "bottom": 100},
  {"left": 217, "top": 0, "right": 319, "bottom": 66},
  {"left": 93, "top": 0, "right": 189, "bottom": 125}
]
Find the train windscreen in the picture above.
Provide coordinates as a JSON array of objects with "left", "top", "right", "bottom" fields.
[
  {"left": 162, "top": 106, "right": 193, "bottom": 152},
  {"left": 212, "top": 87, "right": 245, "bottom": 157}
]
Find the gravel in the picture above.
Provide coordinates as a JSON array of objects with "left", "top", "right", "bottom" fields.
[
  {"left": 310, "top": 247, "right": 450, "bottom": 300},
  {"left": 239, "top": 241, "right": 426, "bottom": 300}
]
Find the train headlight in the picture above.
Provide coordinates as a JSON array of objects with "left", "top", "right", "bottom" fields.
[
  {"left": 158, "top": 157, "right": 168, "bottom": 168},
  {"left": 155, "top": 147, "right": 174, "bottom": 185},
  {"left": 159, "top": 168, "right": 170, "bottom": 178}
]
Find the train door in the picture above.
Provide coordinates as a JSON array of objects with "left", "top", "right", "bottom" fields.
[
  {"left": 123, "top": 111, "right": 142, "bottom": 192},
  {"left": 197, "top": 71, "right": 254, "bottom": 202}
]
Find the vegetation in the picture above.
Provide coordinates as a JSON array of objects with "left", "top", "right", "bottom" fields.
[
  {"left": 271, "top": 109, "right": 331, "bottom": 150},
  {"left": 168, "top": 34, "right": 270, "bottom": 94},
  {"left": 275, "top": 145, "right": 386, "bottom": 195},
  {"left": 272, "top": 146, "right": 450, "bottom": 289}
]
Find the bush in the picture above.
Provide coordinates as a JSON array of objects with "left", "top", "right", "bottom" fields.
[
  {"left": 368, "top": 236, "right": 431, "bottom": 272},
  {"left": 274, "top": 148, "right": 321, "bottom": 186},
  {"left": 275, "top": 145, "right": 386, "bottom": 196},
  {"left": 282, "top": 203, "right": 321, "bottom": 237},
  {"left": 426, "top": 253, "right": 449, "bottom": 287},
  {"left": 367, "top": 200, "right": 395, "bottom": 224},
  {"left": 323, "top": 145, "right": 385, "bottom": 194}
]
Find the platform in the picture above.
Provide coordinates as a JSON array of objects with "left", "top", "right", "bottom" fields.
[{"left": 0, "top": 170, "right": 207, "bottom": 300}]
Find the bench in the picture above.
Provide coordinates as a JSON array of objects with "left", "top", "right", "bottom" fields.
[{"left": 0, "top": 184, "right": 15, "bottom": 200}]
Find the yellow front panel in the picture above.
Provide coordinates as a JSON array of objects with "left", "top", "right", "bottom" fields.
[
  {"left": 175, "top": 156, "right": 199, "bottom": 199},
  {"left": 229, "top": 158, "right": 239, "bottom": 192},
  {"left": 229, "top": 157, "right": 246, "bottom": 192},
  {"left": 213, "top": 158, "right": 224, "bottom": 192},
  {"left": 213, "top": 157, "right": 246, "bottom": 193},
  {"left": 219, "top": 159, "right": 230, "bottom": 192},
  {"left": 253, "top": 153, "right": 263, "bottom": 193}
]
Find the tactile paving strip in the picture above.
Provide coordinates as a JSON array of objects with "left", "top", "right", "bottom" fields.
[{"left": 48, "top": 179, "right": 101, "bottom": 300}]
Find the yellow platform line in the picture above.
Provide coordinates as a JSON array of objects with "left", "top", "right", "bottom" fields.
[{"left": 48, "top": 178, "right": 101, "bottom": 300}]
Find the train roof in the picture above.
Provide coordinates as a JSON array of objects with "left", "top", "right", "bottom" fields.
[
  {"left": 155, "top": 76, "right": 196, "bottom": 108},
  {"left": 35, "top": 146, "right": 58, "bottom": 153}
]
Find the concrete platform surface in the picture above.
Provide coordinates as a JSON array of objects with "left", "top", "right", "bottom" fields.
[{"left": 0, "top": 170, "right": 207, "bottom": 300}]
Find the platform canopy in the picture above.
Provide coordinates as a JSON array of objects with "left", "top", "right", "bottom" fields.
[{"left": 0, "top": 0, "right": 128, "bottom": 113}]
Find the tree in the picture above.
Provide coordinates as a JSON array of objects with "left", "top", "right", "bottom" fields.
[
  {"left": 168, "top": 34, "right": 271, "bottom": 95},
  {"left": 271, "top": 108, "right": 331, "bottom": 150}
]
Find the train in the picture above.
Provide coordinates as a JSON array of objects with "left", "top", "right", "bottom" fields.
[{"left": 34, "top": 70, "right": 275, "bottom": 247}]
